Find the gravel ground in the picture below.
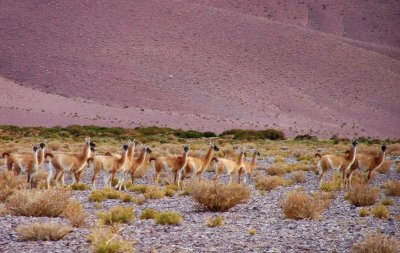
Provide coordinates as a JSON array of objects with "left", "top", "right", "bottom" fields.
[{"left": 1, "top": 157, "right": 399, "bottom": 253}]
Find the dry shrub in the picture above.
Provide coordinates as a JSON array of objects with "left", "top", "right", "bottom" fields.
[
  {"left": 266, "top": 163, "right": 287, "bottom": 176},
  {"left": 387, "top": 143, "right": 400, "bottom": 156},
  {"left": 62, "top": 200, "right": 87, "bottom": 227},
  {"left": 248, "top": 229, "right": 256, "bottom": 236},
  {"left": 70, "top": 182, "right": 90, "bottom": 191},
  {"left": 352, "top": 232, "right": 399, "bottom": 253},
  {"left": 320, "top": 174, "right": 342, "bottom": 192},
  {"left": 140, "top": 208, "right": 159, "bottom": 220},
  {"left": 381, "top": 198, "right": 394, "bottom": 206},
  {"left": 254, "top": 175, "right": 291, "bottom": 192},
  {"left": 47, "top": 141, "right": 62, "bottom": 151},
  {"left": 88, "top": 188, "right": 121, "bottom": 202},
  {"left": 281, "top": 190, "right": 332, "bottom": 220},
  {"left": 127, "top": 184, "right": 148, "bottom": 193},
  {"left": 96, "top": 206, "right": 135, "bottom": 225},
  {"left": 371, "top": 205, "right": 390, "bottom": 220},
  {"left": 0, "top": 170, "right": 26, "bottom": 202},
  {"left": 290, "top": 171, "right": 305, "bottom": 183},
  {"left": 89, "top": 190, "right": 106, "bottom": 203},
  {"left": 88, "top": 226, "right": 133, "bottom": 253},
  {"left": 16, "top": 222, "right": 72, "bottom": 241},
  {"left": 155, "top": 211, "right": 182, "bottom": 225},
  {"left": 351, "top": 170, "right": 368, "bottom": 185},
  {"left": 143, "top": 186, "right": 166, "bottom": 199},
  {"left": 358, "top": 208, "right": 370, "bottom": 217},
  {"left": 206, "top": 215, "right": 224, "bottom": 227},
  {"left": 287, "top": 162, "right": 311, "bottom": 172},
  {"left": 0, "top": 203, "right": 10, "bottom": 217},
  {"left": 383, "top": 180, "right": 400, "bottom": 197},
  {"left": 346, "top": 184, "right": 379, "bottom": 207},
  {"left": 189, "top": 180, "right": 250, "bottom": 212},
  {"left": 31, "top": 169, "right": 48, "bottom": 189},
  {"left": 396, "top": 162, "right": 400, "bottom": 173},
  {"left": 376, "top": 160, "right": 391, "bottom": 174},
  {"left": 7, "top": 189, "right": 70, "bottom": 217}
]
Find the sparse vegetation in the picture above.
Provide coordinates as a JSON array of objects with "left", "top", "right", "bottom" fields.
[
  {"left": 346, "top": 184, "right": 379, "bottom": 207},
  {"left": 248, "top": 229, "right": 256, "bottom": 236},
  {"left": 383, "top": 180, "right": 400, "bottom": 197},
  {"left": 281, "top": 190, "right": 332, "bottom": 220},
  {"left": 381, "top": 197, "right": 394, "bottom": 206},
  {"left": 358, "top": 208, "right": 370, "bottom": 217},
  {"left": 70, "top": 182, "right": 91, "bottom": 191},
  {"left": 352, "top": 232, "right": 399, "bottom": 253},
  {"left": 143, "top": 186, "right": 166, "bottom": 199},
  {"left": 155, "top": 211, "right": 182, "bottom": 225},
  {"left": 320, "top": 174, "right": 342, "bottom": 192},
  {"left": 291, "top": 171, "right": 305, "bottom": 183},
  {"left": 266, "top": 164, "right": 287, "bottom": 176},
  {"left": 189, "top": 180, "right": 250, "bottom": 211},
  {"left": 254, "top": 175, "right": 291, "bottom": 192},
  {"left": 219, "top": 129, "right": 285, "bottom": 140},
  {"left": 206, "top": 215, "right": 224, "bottom": 227},
  {"left": 140, "top": 208, "right": 159, "bottom": 220},
  {"left": 88, "top": 226, "right": 133, "bottom": 253},
  {"left": 88, "top": 188, "right": 122, "bottom": 202},
  {"left": 371, "top": 205, "right": 390, "bottom": 219},
  {"left": 16, "top": 223, "right": 72, "bottom": 241},
  {"left": 6, "top": 190, "right": 70, "bottom": 217},
  {"left": 0, "top": 171, "right": 26, "bottom": 202},
  {"left": 96, "top": 206, "right": 135, "bottom": 225},
  {"left": 128, "top": 184, "right": 148, "bottom": 193},
  {"left": 62, "top": 200, "right": 87, "bottom": 227}
]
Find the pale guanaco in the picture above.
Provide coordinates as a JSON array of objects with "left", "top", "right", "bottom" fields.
[
  {"left": 212, "top": 149, "right": 246, "bottom": 184},
  {"left": 183, "top": 142, "right": 219, "bottom": 180}
]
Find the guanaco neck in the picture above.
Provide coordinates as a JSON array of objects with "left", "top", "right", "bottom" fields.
[
  {"left": 237, "top": 151, "right": 245, "bottom": 165},
  {"left": 119, "top": 149, "right": 128, "bottom": 166},
  {"left": 346, "top": 145, "right": 356, "bottom": 163},
  {"left": 203, "top": 146, "right": 214, "bottom": 168},
  {"left": 128, "top": 143, "right": 136, "bottom": 160},
  {"left": 135, "top": 148, "right": 147, "bottom": 165},
  {"left": 81, "top": 143, "right": 91, "bottom": 161},
  {"left": 375, "top": 150, "right": 386, "bottom": 167},
  {"left": 250, "top": 152, "right": 257, "bottom": 168},
  {"left": 33, "top": 149, "right": 39, "bottom": 168},
  {"left": 38, "top": 148, "right": 45, "bottom": 166}
]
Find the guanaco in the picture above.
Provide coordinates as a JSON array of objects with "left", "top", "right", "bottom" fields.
[
  {"left": 243, "top": 150, "right": 260, "bottom": 179},
  {"left": 345, "top": 144, "right": 387, "bottom": 186},
  {"left": 150, "top": 145, "right": 189, "bottom": 187},
  {"left": 46, "top": 137, "right": 95, "bottom": 188},
  {"left": 213, "top": 149, "right": 246, "bottom": 184},
  {"left": 315, "top": 140, "right": 358, "bottom": 188},
  {"left": 8, "top": 145, "right": 40, "bottom": 189},
  {"left": 2, "top": 142, "right": 47, "bottom": 175},
  {"left": 114, "top": 145, "right": 152, "bottom": 190},
  {"left": 87, "top": 144, "right": 129, "bottom": 189},
  {"left": 183, "top": 142, "right": 219, "bottom": 180}
]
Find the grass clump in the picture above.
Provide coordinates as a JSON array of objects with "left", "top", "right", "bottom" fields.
[
  {"left": 352, "top": 232, "right": 399, "bottom": 253},
  {"left": 346, "top": 184, "right": 379, "bottom": 207},
  {"left": 206, "top": 215, "right": 224, "bottom": 227},
  {"left": 371, "top": 205, "right": 390, "bottom": 220},
  {"left": 254, "top": 176, "right": 291, "bottom": 192},
  {"left": 70, "top": 182, "right": 90, "bottom": 191},
  {"left": 358, "top": 208, "right": 370, "bottom": 217},
  {"left": 0, "top": 170, "right": 26, "bottom": 202},
  {"left": 88, "top": 226, "right": 133, "bottom": 253},
  {"left": 248, "top": 229, "right": 256, "bottom": 236},
  {"left": 266, "top": 164, "right": 286, "bottom": 176},
  {"left": 143, "top": 186, "right": 166, "bottom": 199},
  {"left": 62, "top": 200, "right": 87, "bottom": 227},
  {"left": 291, "top": 171, "right": 305, "bottom": 183},
  {"left": 127, "top": 184, "right": 148, "bottom": 193},
  {"left": 189, "top": 181, "right": 250, "bottom": 212},
  {"left": 96, "top": 206, "right": 135, "bottom": 225},
  {"left": 88, "top": 188, "right": 122, "bottom": 203},
  {"left": 6, "top": 189, "right": 70, "bottom": 217},
  {"left": 281, "top": 190, "right": 332, "bottom": 220},
  {"left": 16, "top": 222, "right": 72, "bottom": 241},
  {"left": 381, "top": 198, "right": 394, "bottom": 206},
  {"left": 140, "top": 208, "right": 159, "bottom": 220},
  {"left": 383, "top": 180, "right": 400, "bottom": 197},
  {"left": 119, "top": 193, "right": 134, "bottom": 203},
  {"left": 155, "top": 211, "right": 182, "bottom": 225},
  {"left": 319, "top": 173, "right": 342, "bottom": 192},
  {"left": 89, "top": 190, "right": 106, "bottom": 203}
]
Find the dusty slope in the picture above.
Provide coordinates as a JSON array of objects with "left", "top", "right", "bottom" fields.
[{"left": 0, "top": 0, "right": 399, "bottom": 138}]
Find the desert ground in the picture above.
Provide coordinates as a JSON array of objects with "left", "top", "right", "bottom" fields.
[
  {"left": 0, "top": 127, "right": 399, "bottom": 252},
  {"left": 1, "top": 0, "right": 400, "bottom": 138}
]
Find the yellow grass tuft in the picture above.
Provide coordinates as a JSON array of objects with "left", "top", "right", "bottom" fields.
[
  {"left": 140, "top": 208, "right": 159, "bottom": 220},
  {"left": 155, "top": 211, "right": 182, "bottom": 225},
  {"left": 0, "top": 170, "right": 26, "bottom": 202},
  {"left": 352, "top": 232, "right": 399, "bottom": 253},
  {"left": 371, "top": 205, "right": 390, "bottom": 220},
  {"left": 16, "top": 222, "right": 72, "bottom": 241},
  {"left": 346, "top": 184, "right": 379, "bottom": 207},
  {"left": 290, "top": 171, "right": 305, "bottom": 183},
  {"left": 358, "top": 208, "right": 370, "bottom": 217},
  {"left": 254, "top": 175, "right": 291, "bottom": 192},
  {"left": 88, "top": 226, "right": 133, "bottom": 253},
  {"left": 383, "top": 180, "right": 400, "bottom": 197},
  {"left": 206, "top": 215, "right": 224, "bottom": 227},
  {"left": 96, "top": 206, "right": 135, "bottom": 225},
  {"left": 376, "top": 160, "right": 391, "bottom": 174},
  {"left": 62, "top": 200, "right": 87, "bottom": 227}
]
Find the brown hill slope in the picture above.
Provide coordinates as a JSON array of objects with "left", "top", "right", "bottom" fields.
[{"left": 0, "top": 0, "right": 399, "bottom": 138}]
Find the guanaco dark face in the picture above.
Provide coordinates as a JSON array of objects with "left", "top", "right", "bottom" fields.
[
  {"left": 256, "top": 151, "right": 260, "bottom": 156},
  {"left": 146, "top": 147, "right": 152, "bottom": 153},
  {"left": 39, "top": 142, "right": 45, "bottom": 149},
  {"left": 90, "top": 147, "right": 96, "bottom": 152},
  {"left": 352, "top": 140, "right": 358, "bottom": 147},
  {"left": 183, "top": 146, "right": 189, "bottom": 153},
  {"left": 33, "top": 145, "right": 39, "bottom": 152},
  {"left": 90, "top": 141, "right": 96, "bottom": 147},
  {"left": 123, "top": 144, "right": 129, "bottom": 151},
  {"left": 381, "top": 144, "right": 387, "bottom": 152},
  {"left": 213, "top": 145, "right": 219, "bottom": 151}
]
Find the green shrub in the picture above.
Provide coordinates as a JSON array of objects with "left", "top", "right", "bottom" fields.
[
  {"left": 140, "top": 208, "right": 159, "bottom": 220},
  {"left": 155, "top": 212, "right": 182, "bottom": 225},
  {"left": 371, "top": 205, "right": 390, "bottom": 220},
  {"left": 96, "top": 206, "right": 135, "bottom": 225},
  {"left": 358, "top": 208, "right": 370, "bottom": 217},
  {"left": 70, "top": 182, "right": 90, "bottom": 191},
  {"left": 219, "top": 129, "right": 285, "bottom": 140},
  {"left": 206, "top": 215, "right": 224, "bottom": 227}
]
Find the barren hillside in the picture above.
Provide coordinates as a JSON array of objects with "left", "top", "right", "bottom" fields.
[{"left": 1, "top": 0, "right": 399, "bottom": 138}]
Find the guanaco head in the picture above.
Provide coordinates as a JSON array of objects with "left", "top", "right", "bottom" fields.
[
  {"left": 351, "top": 139, "right": 358, "bottom": 147},
  {"left": 183, "top": 145, "right": 189, "bottom": 154},
  {"left": 32, "top": 145, "right": 39, "bottom": 153},
  {"left": 211, "top": 157, "right": 219, "bottom": 163},
  {"left": 209, "top": 142, "right": 220, "bottom": 151},
  {"left": 145, "top": 147, "right": 152, "bottom": 153},
  {"left": 90, "top": 141, "right": 96, "bottom": 148},
  {"left": 381, "top": 144, "right": 387, "bottom": 152},
  {"left": 39, "top": 142, "right": 45, "bottom": 149},
  {"left": 123, "top": 144, "right": 129, "bottom": 151}
]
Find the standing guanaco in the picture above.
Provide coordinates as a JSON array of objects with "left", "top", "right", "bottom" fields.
[
  {"left": 87, "top": 144, "right": 129, "bottom": 189},
  {"left": 150, "top": 145, "right": 189, "bottom": 187},
  {"left": 213, "top": 149, "right": 246, "bottom": 184},
  {"left": 183, "top": 142, "right": 219, "bottom": 180},
  {"left": 2, "top": 142, "right": 46, "bottom": 175},
  {"left": 345, "top": 144, "right": 387, "bottom": 186},
  {"left": 315, "top": 140, "right": 358, "bottom": 188},
  {"left": 243, "top": 150, "right": 260, "bottom": 179},
  {"left": 11, "top": 145, "right": 40, "bottom": 189}
]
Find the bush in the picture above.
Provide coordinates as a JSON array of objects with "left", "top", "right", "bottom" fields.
[
  {"left": 127, "top": 184, "right": 148, "bottom": 193},
  {"left": 89, "top": 190, "right": 106, "bottom": 203},
  {"left": 16, "top": 223, "right": 72, "bottom": 241},
  {"left": 254, "top": 176, "right": 291, "bottom": 192},
  {"left": 96, "top": 206, "right": 135, "bottom": 225},
  {"left": 320, "top": 179, "right": 342, "bottom": 192},
  {"left": 155, "top": 211, "right": 182, "bottom": 225},
  {"left": 88, "top": 227, "right": 133, "bottom": 253},
  {"left": 266, "top": 164, "right": 287, "bottom": 176},
  {"left": 383, "top": 180, "right": 400, "bottom": 197},
  {"left": 88, "top": 188, "right": 122, "bottom": 203},
  {"left": 346, "top": 184, "right": 379, "bottom": 207},
  {"left": 291, "top": 171, "right": 305, "bottom": 183},
  {"left": 31, "top": 169, "right": 48, "bottom": 189},
  {"left": 281, "top": 190, "right": 332, "bottom": 220},
  {"left": 62, "top": 200, "right": 87, "bottom": 227},
  {"left": 0, "top": 170, "right": 26, "bottom": 202},
  {"left": 6, "top": 190, "right": 70, "bottom": 217},
  {"left": 140, "top": 208, "right": 159, "bottom": 220},
  {"left": 376, "top": 160, "right": 391, "bottom": 174},
  {"left": 248, "top": 229, "right": 256, "bottom": 236},
  {"left": 143, "top": 186, "right": 166, "bottom": 199},
  {"left": 294, "top": 134, "right": 318, "bottom": 141},
  {"left": 219, "top": 129, "right": 285, "bottom": 140},
  {"left": 206, "top": 215, "right": 224, "bottom": 227},
  {"left": 371, "top": 205, "right": 390, "bottom": 220},
  {"left": 70, "top": 182, "right": 90, "bottom": 191},
  {"left": 352, "top": 232, "right": 399, "bottom": 253},
  {"left": 189, "top": 181, "right": 250, "bottom": 212},
  {"left": 358, "top": 208, "right": 370, "bottom": 217},
  {"left": 381, "top": 198, "right": 394, "bottom": 206}
]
